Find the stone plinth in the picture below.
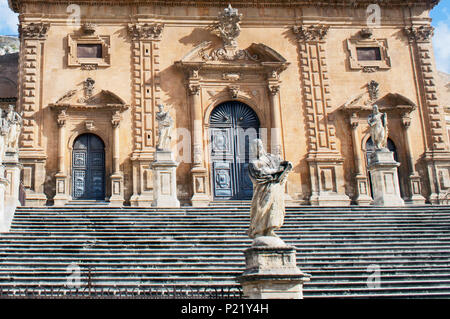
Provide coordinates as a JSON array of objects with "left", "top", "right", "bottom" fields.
[
  {"left": 0, "top": 165, "right": 9, "bottom": 232},
  {"left": 151, "top": 150, "right": 180, "bottom": 208},
  {"left": 237, "top": 236, "right": 310, "bottom": 299},
  {"left": 2, "top": 152, "right": 21, "bottom": 231},
  {"left": 368, "top": 150, "right": 404, "bottom": 206}
]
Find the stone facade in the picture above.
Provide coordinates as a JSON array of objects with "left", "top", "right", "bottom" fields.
[{"left": 6, "top": 0, "right": 450, "bottom": 206}]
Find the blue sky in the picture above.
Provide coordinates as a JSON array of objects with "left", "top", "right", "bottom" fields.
[{"left": 0, "top": 0, "right": 449, "bottom": 72}]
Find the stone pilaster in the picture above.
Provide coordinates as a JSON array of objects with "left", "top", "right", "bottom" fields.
[
  {"left": 349, "top": 113, "right": 372, "bottom": 205},
  {"left": 53, "top": 109, "right": 70, "bottom": 206},
  {"left": 128, "top": 23, "right": 164, "bottom": 206},
  {"left": 18, "top": 22, "right": 49, "bottom": 206},
  {"left": 293, "top": 25, "right": 350, "bottom": 206},
  {"left": 188, "top": 77, "right": 210, "bottom": 207},
  {"left": 401, "top": 113, "right": 426, "bottom": 204},
  {"left": 404, "top": 25, "right": 450, "bottom": 204},
  {"left": 109, "top": 111, "right": 124, "bottom": 207}
]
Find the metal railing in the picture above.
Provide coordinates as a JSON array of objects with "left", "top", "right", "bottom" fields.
[{"left": 0, "top": 285, "right": 243, "bottom": 299}]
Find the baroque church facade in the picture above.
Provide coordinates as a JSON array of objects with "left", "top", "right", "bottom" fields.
[{"left": 6, "top": 0, "right": 450, "bottom": 207}]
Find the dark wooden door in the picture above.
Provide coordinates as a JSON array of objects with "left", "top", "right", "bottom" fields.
[
  {"left": 72, "top": 134, "right": 105, "bottom": 200},
  {"left": 209, "top": 101, "right": 259, "bottom": 200}
]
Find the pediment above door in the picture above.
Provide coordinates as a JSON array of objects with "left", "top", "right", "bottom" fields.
[
  {"left": 175, "top": 41, "right": 289, "bottom": 75},
  {"left": 49, "top": 78, "right": 129, "bottom": 112}
]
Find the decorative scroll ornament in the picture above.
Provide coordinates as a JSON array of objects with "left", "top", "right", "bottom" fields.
[
  {"left": 200, "top": 45, "right": 259, "bottom": 62},
  {"left": 292, "top": 25, "right": 329, "bottom": 42},
  {"left": 216, "top": 4, "right": 242, "bottom": 47},
  {"left": 404, "top": 26, "right": 434, "bottom": 42},
  {"left": 200, "top": 5, "right": 258, "bottom": 62},
  {"left": 128, "top": 23, "right": 164, "bottom": 40},
  {"left": 367, "top": 80, "right": 380, "bottom": 102},
  {"left": 19, "top": 23, "right": 49, "bottom": 39}
]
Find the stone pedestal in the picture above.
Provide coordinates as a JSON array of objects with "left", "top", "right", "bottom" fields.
[
  {"left": 368, "top": 150, "right": 404, "bottom": 206},
  {"left": 151, "top": 150, "right": 180, "bottom": 208},
  {"left": 237, "top": 237, "right": 310, "bottom": 299},
  {"left": 53, "top": 173, "right": 71, "bottom": 206},
  {"left": 0, "top": 165, "right": 9, "bottom": 233},
  {"left": 109, "top": 174, "right": 124, "bottom": 207},
  {"left": 355, "top": 174, "right": 373, "bottom": 205},
  {"left": 1, "top": 150, "right": 22, "bottom": 232}
]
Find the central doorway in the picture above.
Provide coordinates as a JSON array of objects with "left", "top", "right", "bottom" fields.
[
  {"left": 209, "top": 101, "right": 260, "bottom": 200},
  {"left": 72, "top": 133, "right": 105, "bottom": 200}
]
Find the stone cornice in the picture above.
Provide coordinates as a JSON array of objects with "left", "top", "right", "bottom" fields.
[{"left": 8, "top": 0, "right": 440, "bottom": 13}]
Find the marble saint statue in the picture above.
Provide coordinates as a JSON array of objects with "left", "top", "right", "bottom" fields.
[
  {"left": 155, "top": 104, "right": 173, "bottom": 151},
  {"left": 4, "top": 104, "right": 23, "bottom": 152},
  {"left": 368, "top": 104, "right": 388, "bottom": 150},
  {"left": 0, "top": 113, "right": 9, "bottom": 165},
  {"left": 247, "top": 139, "right": 292, "bottom": 239}
]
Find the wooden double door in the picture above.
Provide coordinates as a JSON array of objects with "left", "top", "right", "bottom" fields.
[
  {"left": 209, "top": 101, "right": 260, "bottom": 200},
  {"left": 72, "top": 134, "right": 105, "bottom": 200}
]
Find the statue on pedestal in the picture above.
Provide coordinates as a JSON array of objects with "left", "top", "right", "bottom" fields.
[
  {"left": 247, "top": 139, "right": 292, "bottom": 239},
  {"left": 368, "top": 104, "right": 388, "bottom": 150},
  {"left": 4, "top": 105, "right": 23, "bottom": 152},
  {"left": 155, "top": 104, "right": 173, "bottom": 151}
]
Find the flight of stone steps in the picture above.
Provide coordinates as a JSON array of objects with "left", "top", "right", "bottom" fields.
[{"left": 1, "top": 205, "right": 450, "bottom": 298}]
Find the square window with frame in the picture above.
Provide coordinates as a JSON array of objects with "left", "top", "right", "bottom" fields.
[{"left": 68, "top": 35, "right": 110, "bottom": 68}]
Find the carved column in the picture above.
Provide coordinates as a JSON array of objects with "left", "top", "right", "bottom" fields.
[
  {"left": 18, "top": 22, "right": 49, "bottom": 206},
  {"left": 292, "top": 25, "right": 350, "bottom": 206},
  {"left": 401, "top": 113, "right": 426, "bottom": 204},
  {"left": 188, "top": 77, "right": 210, "bottom": 207},
  {"left": 53, "top": 109, "right": 70, "bottom": 206},
  {"left": 109, "top": 111, "right": 124, "bottom": 206},
  {"left": 128, "top": 23, "right": 164, "bottom": 206},
  {"left": 268, "top": 81, "right": 282, "bottom": 156},
  {"left": 404, "top": 25, "right": 450, "bottom": 204},
  {"left": 349, "top": 113, "right": 372, "bottom": 205}
]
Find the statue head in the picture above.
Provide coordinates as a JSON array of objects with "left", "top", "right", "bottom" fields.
[
  {"left": 7, "top": 104, "right": 14, "bottom": 113},
  {"left": 372, "top": 104, "right": 379, "bottom": 114},
  {"left": 157, "top": 104, "right": 164, "bottom": 112}
]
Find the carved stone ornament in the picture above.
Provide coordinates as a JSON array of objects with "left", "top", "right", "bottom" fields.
[
  {"left": 228, "top": 85, "right": 240, "bottom": 99},
  {"left": 200, "top": 43, "right": 259, "bottom": 62},
  {"left": 128, "top": 23, "right": 164, "bottom": 40},
  {"left": 268, "top": 84, "right": 280, "bottom": 96},
  {"left": 367, "top": 80, "right": 380, "bottom": 102},
  {"left": 19, "top": 23, "right": 49, "bottom": 39},
  {"left": 81, "top": 23, "right": 96, "bottom": 35},
  {"left": 360, "top": 28, "right": 373, "bottom": 39},
  {"left": 292, "top": 25, "right": 329, "bottom": 42},
  {"left": 111, "top": 111, "right": 121, "bottom": 128},
  {"left": 56, "top": 109, "right": 68, "bottom": 127},
  {"left": 84, "top": 78, "right": 95, "bottom": 99},
  {"left": 404, "top": 25, "right": 434, "bottom": 42},
  {"left": 188, "top": 83, "right": 200, "bottom": 96},
  {"left": 216, "top": 4, "right": 242, "bottom": 47}
]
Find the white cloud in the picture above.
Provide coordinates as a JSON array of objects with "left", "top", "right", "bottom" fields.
[
  {"left": 433, "top": 21, "right": 450, "bottom": 73},
  {"left": 0, "top": 0, "right": 19, "bottom": 35}
]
